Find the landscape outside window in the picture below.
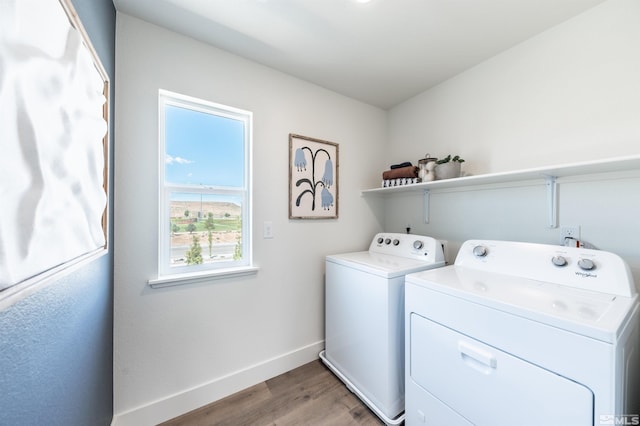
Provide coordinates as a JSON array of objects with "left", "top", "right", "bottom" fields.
[{"left": 168, "top": 193, "right": 242, "bottom": 267}]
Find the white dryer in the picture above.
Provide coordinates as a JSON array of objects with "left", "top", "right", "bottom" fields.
[
  {"left": 321, "top": 232, "right": 445, "bottom": 425},
  {"left": 405, "top": 240, "right": 640, "bottom": 426}
]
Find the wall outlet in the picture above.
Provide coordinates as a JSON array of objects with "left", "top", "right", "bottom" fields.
[
  {"left": 560, "top": 225, "right": 580, "bottom": 244},
  {"left": 439, "top": 240, "right": 449, "bottom": 264}
]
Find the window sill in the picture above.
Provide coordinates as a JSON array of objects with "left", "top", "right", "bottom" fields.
[{"left": 148, "top": 265, "right": 259, "bottom": 289}]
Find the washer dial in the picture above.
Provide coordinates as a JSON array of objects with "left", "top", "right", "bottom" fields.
[
  {"left": 473, "top": 245, "right": 488, "bottom": 257},
  {"left": 578, "top": 258, "right": 596, "bottom": 271}
]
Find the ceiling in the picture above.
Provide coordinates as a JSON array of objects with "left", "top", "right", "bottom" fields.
[{"left": 112, "top": 0, "right": 606, "bottom": 109}]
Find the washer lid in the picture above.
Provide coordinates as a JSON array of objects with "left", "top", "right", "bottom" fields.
[
  {"left": 406, "top": 266, "right": 638, "bottom": 343},
  {"left": 327, "top": 251, "right": 444, "bottom": 278}
]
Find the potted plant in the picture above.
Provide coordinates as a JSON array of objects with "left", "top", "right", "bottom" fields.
[{"left": 435, "top": 155, "right": 465, "bottom": 180}]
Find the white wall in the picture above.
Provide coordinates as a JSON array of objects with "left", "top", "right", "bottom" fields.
[
  {"left": 385, "top": 0, "right": 640, "bottom": 282},
  {"left": 113, "top": 13, "right": 386, "bottom": 425},
  {"left": 388, "top": 0, "right": 640, "bottom": 174}
]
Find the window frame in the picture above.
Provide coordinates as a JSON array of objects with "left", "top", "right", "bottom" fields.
[{"left": 152, "top": 90, "right": 255, "bottom": 287}]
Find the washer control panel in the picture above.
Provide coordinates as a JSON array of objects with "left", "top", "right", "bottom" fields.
[
  {"left": 457, "top": 240, "right": 635, "bottom": 297},
  {"left": 370, "top": 233, "right": 445, "bottom": 264}
]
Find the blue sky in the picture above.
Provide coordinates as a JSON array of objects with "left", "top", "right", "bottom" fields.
[{"left": 165, "top": 104, "right": 244, "bottom": 187}]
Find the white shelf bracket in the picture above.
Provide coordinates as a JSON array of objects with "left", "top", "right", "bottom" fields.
[
  {"left": 546, "top": 176, "right": 558, "bottom": 228},
  {"left": 423, "top": 190, "right": 430, "bottom": 224}
]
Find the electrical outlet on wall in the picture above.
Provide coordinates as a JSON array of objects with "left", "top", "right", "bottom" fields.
[
  {"left": 439, "top": 240, "right": 449, "bottom": 264},
  {"left": 560, "top": 225, "right": 580, "bottom": 245}
]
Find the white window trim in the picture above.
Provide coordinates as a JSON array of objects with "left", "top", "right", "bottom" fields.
[
  {"left": 150, "top": 90, "right": 255, "bottom": 287},
  {"left": 148, "top": 265, "right": 259, "bottom": 289}
]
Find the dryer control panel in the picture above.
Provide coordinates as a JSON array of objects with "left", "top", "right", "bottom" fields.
[
  {"left": 456, "top": 240, "right": 635, "bottom": 297},
  {"left": 369, "top": 233, "right": 445, "bottom": 264}
]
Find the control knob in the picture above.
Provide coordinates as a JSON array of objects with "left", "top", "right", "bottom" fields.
[
  {"left": 551, "top": 256, "right": 567, "bottom": 267},
  {"left": 473, "top": 245, "right": 488, "bottom": 257},
  {"left": 393, "top": 239, "right": 400, "bottom": 246},
  {"left": 385, "top": 238, "right": 391, "bottom": 245},
  {"left": 377, "top": 237, "right": 384, "bottom": 244},
  {"left": 577, "top": 258, "right": 595, "bottom": 271},
  {"left": 413, "top": 240, "right": 423, "bottom": 250}
]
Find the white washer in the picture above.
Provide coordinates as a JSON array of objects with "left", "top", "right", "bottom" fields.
[
  {"left": 405, "top": 240, "right": 640, "bottom": 426},
  {"left": 320, "top": 232, "right": 445, "bottom": 425}
]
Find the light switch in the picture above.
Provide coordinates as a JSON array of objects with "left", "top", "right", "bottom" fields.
[{"left": 263, "top": 221, "right": 273, "bottom": 239}]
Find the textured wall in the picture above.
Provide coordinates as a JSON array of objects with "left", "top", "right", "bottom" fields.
[{"left": 0, "top": 0, "right": 115, "bottom": 424}]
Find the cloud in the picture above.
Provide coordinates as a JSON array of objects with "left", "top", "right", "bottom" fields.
[{"left": 165, "top": 154, "right": 194, "bottom": 165}]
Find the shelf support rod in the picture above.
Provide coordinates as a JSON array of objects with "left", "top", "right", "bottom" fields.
[
  {"left": 546, "top": 176, "right": 558, "bottom": 228},
  {"left": 423, "top": 190, "right": 430, "bottom": 224}
]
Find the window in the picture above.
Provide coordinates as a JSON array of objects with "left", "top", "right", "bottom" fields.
[{"left": 155, "top": 90, "right": 254, "bottom": 285}]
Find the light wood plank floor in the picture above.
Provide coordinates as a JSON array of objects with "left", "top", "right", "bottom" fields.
[{"left": 159, "top": 360, "right": 385, "bottom": 426}]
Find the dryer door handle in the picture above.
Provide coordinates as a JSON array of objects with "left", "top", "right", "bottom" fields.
[{"left": 458, "top": 341, "right": 498, "bottom": 374}]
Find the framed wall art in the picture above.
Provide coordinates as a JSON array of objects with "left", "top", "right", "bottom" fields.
[
  {"left": 289, "top": 134, "right": 339, "bottom": 219},
  {"left": 0, "top": 0, "right": 110, "bottom": 298}
]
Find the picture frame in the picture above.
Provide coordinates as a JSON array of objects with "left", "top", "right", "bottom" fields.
[
  {"left": 0, "top": 0, "right": 110, "bottom": 299},
  {"left": 289, "top": 134, "right": 339, "bottom": 219}
]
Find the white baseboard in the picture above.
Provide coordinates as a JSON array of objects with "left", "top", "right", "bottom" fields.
[{"left": 111, "top": 340, "right": 325, "bottom": 426}]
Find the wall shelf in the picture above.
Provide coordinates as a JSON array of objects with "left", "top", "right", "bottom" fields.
[{"left": 362, "top": 155, "right": 640, "bottom": 227}]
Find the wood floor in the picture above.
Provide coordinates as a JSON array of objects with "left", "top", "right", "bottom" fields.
[{"left": 159, "top": 360, "right": 385, "bottom": 426}]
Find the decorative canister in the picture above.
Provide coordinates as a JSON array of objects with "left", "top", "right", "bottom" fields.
[{"left": 418, "top": 154, "right": 437, "bottom": 182}]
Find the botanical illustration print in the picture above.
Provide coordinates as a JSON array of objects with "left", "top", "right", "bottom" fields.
[{"left": 289, "top": 135, "right": 338, "bottom": 219}]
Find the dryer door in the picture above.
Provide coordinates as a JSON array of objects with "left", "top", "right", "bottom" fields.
[{"left": 409, "top": 313, "right": 594, "bottom": 426}]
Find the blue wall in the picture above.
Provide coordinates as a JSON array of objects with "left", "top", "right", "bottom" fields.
[{"left": 0, "top": 0, "right": 115, "bottom": 424}]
